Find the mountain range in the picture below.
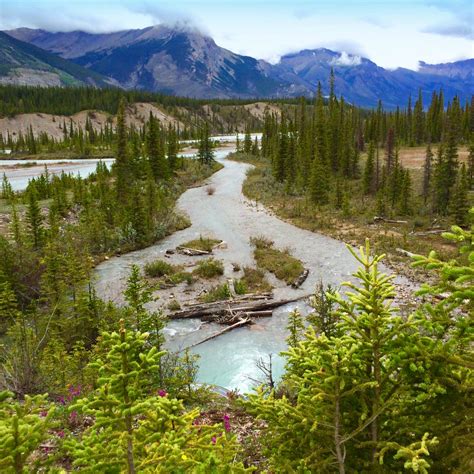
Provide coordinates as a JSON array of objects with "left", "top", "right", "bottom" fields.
[{"left": 3, "top": 26, "right": 473, "bottom": 108}]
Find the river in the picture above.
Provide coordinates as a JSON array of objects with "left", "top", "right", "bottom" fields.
[{"left": 94, "top": 149, "right": 412, "bottom": 393}]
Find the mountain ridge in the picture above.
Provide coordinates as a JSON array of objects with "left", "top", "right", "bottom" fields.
[{"left": 4, "top": 26, "right": 473, "bottom": 108}]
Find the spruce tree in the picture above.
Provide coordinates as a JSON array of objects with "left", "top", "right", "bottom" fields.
[
  {"left": 422, "top": 143, "right": 433, "bottom": 204},
  {"left": 450, "top": 164, "right": 469, "bottom": 226},
  {"left": 26, "top": 188, "right": 43, "bottom": 250},
  {"left": 363, "top": 141, "right": 376, "bottom": 195},
  {"left": 115, "top": 98, "right": 131, "bottom": 201}
]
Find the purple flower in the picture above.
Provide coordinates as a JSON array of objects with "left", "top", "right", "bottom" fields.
[
  {"left": 211, "top": 436, "right": 216, "bottom": 445},
  {"left": 57, "top": 430, "right": 65, "bottom": 438},
  {"left": 223, "top": 414, "right": 231, "bottom": 432},
  {"left": 158, "top": 389, "right": 167, "bottom": 397},
  {"left": 58, "top": 396, "right": 66, "bottom": 405},
  {"left": 40, "top": 410, "right": 48, "bottom": 418}
]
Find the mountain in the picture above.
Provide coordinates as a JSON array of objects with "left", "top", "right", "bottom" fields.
[
  {"left": 6, "top": 26, "right": 295, "bottom": 98},
  {"left": 5, "top": 27, "right": 473, "bottom": 107},
  {"left": 274, "top": 49, "right": 473, "bottom": 108},
  {"left": 0, "top": 31, "right": 116, "bottom": 88}
]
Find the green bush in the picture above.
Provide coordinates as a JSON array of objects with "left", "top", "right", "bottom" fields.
[
  {"left": 193, "top": 258, "right": 224, "bottom": 279},
  {"left": 200, "top": 283, "right": 231, "bottom": 303}
]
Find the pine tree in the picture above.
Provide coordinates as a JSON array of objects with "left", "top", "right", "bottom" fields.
[
  {"left": 422, "top": 143, "right": 433, "bottom": 204},
  {"left": 115, "top": 98, "right": 131, "bottom": 201},
  {"left": 286, "top": 308, "right": 304, "bottom": 348},
  {"left": 146, "top": 113, "right": 169, "bottom": 180},
  {"left": 0, "top": 392, "right": 54, "bottom": 473},
  {"left": 26, "top": 188, "right": 43, "bottom": 250},
  {"left": 450, "top": 164, "right": 469, "bottom": 226},
  {"left": 363, "top": 141, "right": 376, "bottom": 195}
]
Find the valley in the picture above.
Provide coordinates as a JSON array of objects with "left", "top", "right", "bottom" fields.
[{"left": 0, "top": 2, "right": 472, "bottom": 469}]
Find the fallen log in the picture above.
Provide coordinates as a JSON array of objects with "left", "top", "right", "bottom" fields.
[
  {"left": 292, "top": 269, "right": 309, "bottom": 289},
  {"left": 183, "top": 292, "right": 273, "bottom": 308},
  {"left": 373, "top": 216, "right": 409, "bottom": 225},
  {"left": 171, "top": 295, "right": 308, "bottom": 320},
  {"left": 410, "top": 229, "right": 447, "bottom": 236},
  {"left": 185, "top": 318, "right": 252, "bottom": 349},
  {"left": 176, "top": 246, "right": 212, "bottom": 256}
]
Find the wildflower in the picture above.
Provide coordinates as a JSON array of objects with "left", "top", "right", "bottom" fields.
[
  {"left": 158, "top": 389, "right": 167, "bottom": 397},
  {"left": 211, "top": 436, "right": 216, "bottom": 445},
  {"left": 223, "top": 414, "right": 231, "bottom": 432}
]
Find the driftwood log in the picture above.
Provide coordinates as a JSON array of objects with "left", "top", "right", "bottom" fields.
[
  {"left": 373, "top": 216, "right": 408, "bottom": 225},
  {"left": 170, "top": 295, "right": 308, "bottom": 320},
  {"left": 410, "top": 229, "right": 447, "bottom": 236},
  {"left": 185, "top": 317, "right": 252, "bottom": 349},
  {"left": 292, "top": 269, "right": 309, "bottom": 288},
  {"left": 176, "top": 246, "right": 212, "bottom": 256}
]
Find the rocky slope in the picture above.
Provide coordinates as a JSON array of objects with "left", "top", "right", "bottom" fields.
[{"left": 0, "top": 31, "right": 115, "bottom": 88}]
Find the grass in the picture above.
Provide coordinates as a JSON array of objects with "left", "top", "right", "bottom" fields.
[
  {"left": 250, "top": 236, "right": 304, "bottom": 286},
  {"left": 144, "top": 259, "right": 194, "bottom": 285},
  {"left": 237, "top": 266, "right": 273, "bottom": 294},
  {"left": 200, "top": 283, "right": 231, "bottom": 303},
  {"left": 181, "top": 236, "right": 221, "bottom": 252},
  {"left": 193, "top": 258, "right": 224, "bottom": 279}
]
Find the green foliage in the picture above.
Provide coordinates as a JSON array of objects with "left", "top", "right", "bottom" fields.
[
  {"left": 250, "top": 236, "right": 304, "bottom": 286},
  {"left": 0, "top": 391, "right": 54, "bottom": 473},
  {"left": 66, "top": 324, "right": 248, "bottom": 473},
  {"left": 200, "top": 283, "right": 232, "bottom": 303},
  {"left": 181, "top": 236, "right": 221, "bottom": 252},
  {"left": 247, "top": 241, "right": 443, "bottom": 472},
  {"left": 193, "top": 258, "right": 224, "bottom": 279}
]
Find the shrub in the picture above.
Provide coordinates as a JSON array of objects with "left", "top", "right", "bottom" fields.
[
  {"left": 181, "top": 236, "right": 221, "bottom": 252},
  {"left": 240, "top": 266, "right": 273, "bottom": 293},
  {"left": 144, "top": 260, "right": 175, "bottom": 278},
  {"left": 250, "top": 237, "right": 304, "bottom": 286},
  {"left": 193, "top": 258, "right": 224, "bottom": 279},
  {"left": 200, "top": 283, "right": 231, "bottom": 303}
]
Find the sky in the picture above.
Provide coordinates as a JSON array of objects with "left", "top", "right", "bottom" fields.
[{"left": 1, "top": 0, "right": 473, "bottom": 69}]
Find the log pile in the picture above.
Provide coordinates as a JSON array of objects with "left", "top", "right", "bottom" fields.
[{"left": 170, "top": 295, "right": 307, "bottom": 321}]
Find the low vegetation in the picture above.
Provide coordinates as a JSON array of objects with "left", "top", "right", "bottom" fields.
[
  {"left": 180, "top": 236, "right": 221, "bottom": 252},
  {"left": 250, "top": 236, "right": 304, "bottom": 285},
  {"left": 200, "top": 283, "right": 231, "bottom": 303},
  {"left": 236, "top": 266, "right": 272, "bottom": 294},
  {"left": 144, "top": 259, "right": 194, "bottom": 285},
  {"left": 193, "top": 257, "right": 224, "bottom": 278}
]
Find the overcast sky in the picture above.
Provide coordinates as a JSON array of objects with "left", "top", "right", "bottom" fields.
[{"left": 1, "top": 0, "right": 473, "bottom": 69}]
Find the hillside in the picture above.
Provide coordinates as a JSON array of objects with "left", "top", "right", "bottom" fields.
[{"left": 0, "top": 31, "right": 116, "bottom": 88}]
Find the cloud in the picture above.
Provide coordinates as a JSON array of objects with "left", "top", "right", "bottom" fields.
[
  {"left": 0, "top": 0, "right": 205, "bottom": 35},
  {"left": 422, "top": 0, "right": 473, "bottom": 40},
  {"left": 424, "top": 22, "right": 473, "bottom": 40},
  {"left": 330, "top": 51, "right": 362, "bottom": 67}
]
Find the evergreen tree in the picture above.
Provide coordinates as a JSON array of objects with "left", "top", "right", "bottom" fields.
[
  {"left": 115, "top": 98, "right": 131, "bottom": 201},
  {"left": 26, "top": 188, "right": 43, "bottom": 250},
  {"left": 422, "top": 143, "right": 433, "bottom": 204},
  {"left": 363, "top": 141, "right": 376, "bottom": 195},
  {"left": 450, "top": 164, "right": 469, "bottom": 226}
]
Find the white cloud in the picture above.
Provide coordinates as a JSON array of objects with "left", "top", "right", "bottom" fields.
[
  {"left": 0, "top": 0, "right": 472, "bottom": 70},
  {"left": 330, "top": 52, "right": 362, "bottom": 67}
]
